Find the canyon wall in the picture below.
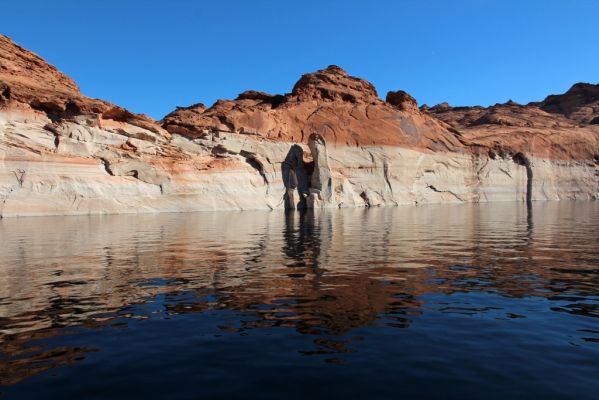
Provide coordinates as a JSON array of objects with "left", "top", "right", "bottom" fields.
[
  {"left": 0, "top": 35, "right": 598, "bottom": 217},
  {"left": 1, "top": 109, "right": 596, "bottom": 217}
]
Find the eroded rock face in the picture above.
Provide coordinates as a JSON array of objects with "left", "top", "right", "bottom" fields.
[
  {"left": 161, "top": 65, "right": 465, "bottom": 152},
  {"left": 386, "top": 90, "right": 418, "bottom": 112},
  {"left": 282, "top": 144, "right": 309, "bottom": 209},
  {"left": 0, "top": 35, "right": 165, "bottom": 132},
  {"left": 0, "top": 80, "right": 11, "bottom": 104},
  {"left": 291, "top": 65, "right": 379, "bottom": 104},
  {"left": 538, "top": 83, "right": 599, "bottom": 124},
  {"left": 0, "top": 35, "right": 598, "bottom": 217},
  {"left": 2, "top": 110, "right": 597, "bottom": 217},
  {"left": 307, "top": 133, "right": 334, "bottom": 208},
  {"left": 425, "top": 98, "right": 599, "bottom": 160},
  {"left": 0, "top": 35, "right": 81, "bottom": 105}
]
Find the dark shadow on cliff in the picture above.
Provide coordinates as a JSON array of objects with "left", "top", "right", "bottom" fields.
[
  {"left": 513, "top": 152, "right": 533, "bottom": 206},
  {"left": 281, "top": 145, "right": 310, "bottom": 210}
]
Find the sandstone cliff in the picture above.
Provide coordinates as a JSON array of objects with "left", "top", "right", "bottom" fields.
[{"left": 1, "top": 35, "right": 597, "bottom": 217}]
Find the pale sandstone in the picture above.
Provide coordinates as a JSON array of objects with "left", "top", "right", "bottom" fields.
[
  {"left": 0, "top": 35, "right": 597, "bottom": 217},
  {"left": 2, "top": 110, "right": 597, "bottom": 217}
]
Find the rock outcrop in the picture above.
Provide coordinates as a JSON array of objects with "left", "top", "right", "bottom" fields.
[
  {"left": 537, "top": 83, "right": 599, "bottom": 125},
  {"left": 162, "top": 65, "right": 464, "bottom": 151},
  {"left": 425, "top": 88, "right": 599, "bottom": 160},
  {"left": 307, "top": 134, "right": 334, "bottom": 208},
  {"left": 0, "top": 35, "right": 163, "bottom": 132},
  {"left": 1, "top": 35, "right": 598, "bottom": 217}
]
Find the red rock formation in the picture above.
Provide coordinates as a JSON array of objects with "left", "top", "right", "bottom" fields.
[
  {"left": 0, "top": 35, "right": 81, "bottom": 106},
  {"left": 162, "top": 64, "right": 599, "bottom": 160},
  {"left": 4, "top": 31, "right": 596, "bottom": 161},
  {"left": 425, "top": 93, "right": 599, "bottom": 160},
  {"left": 386, "top": 90, "right": 418, "bottom": 112},
  {"left": 537, "top": 82, "right": 599, "bottom": 125},
  {"left": 1, "top": 34, "right": 598, "bottom": 217},
  {"left": 163, "top": 65, "right": 465, "bottom": 152},
  {"left": 291, "top": 64, "right": 379, "bottom": 103},
  {"left": 0, "top": 34, "right": 162, "bottom": 132}
]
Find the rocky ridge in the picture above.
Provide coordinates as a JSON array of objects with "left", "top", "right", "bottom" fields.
[
  {"left": 0, "top": 35, "right": 163, "bottom": 133},
  {"left": 162, "top": 64, "right": 464, "bottom": 152},
  {"left": 1, "top": 34, "right": 598, "bottom": 217},
  {"left": 425, "top": 92, "right": 599, "bottom": 161}
]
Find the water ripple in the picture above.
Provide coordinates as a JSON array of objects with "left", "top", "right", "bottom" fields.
[{"left": 1, "top": 202, "right": 598, "bottom": 398}]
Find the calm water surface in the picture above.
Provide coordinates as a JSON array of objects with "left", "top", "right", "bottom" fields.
[{"left": 0, "top": 202, "right": 598, "bottom": 399}]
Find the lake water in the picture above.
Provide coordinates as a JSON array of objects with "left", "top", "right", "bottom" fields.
[{"left": 0, "top": 202, "right": 598, "bottom": 399}]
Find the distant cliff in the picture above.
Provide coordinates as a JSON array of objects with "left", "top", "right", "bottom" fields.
[{"left": 1, "top": 35, "right": 597, "bottom": 217}]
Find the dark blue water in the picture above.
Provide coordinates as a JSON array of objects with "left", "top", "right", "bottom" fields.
[{"left": 1, "top": 202, "right": 598, "bottom": 399}]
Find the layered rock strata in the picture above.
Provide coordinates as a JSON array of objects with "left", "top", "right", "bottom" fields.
[{"left": 0, "top": 35, "right": 598, "bottom": 217}]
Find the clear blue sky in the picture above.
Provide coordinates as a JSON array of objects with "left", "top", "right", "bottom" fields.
[{"left": 3, "top": 0, "right": 598, "bottom": 119}]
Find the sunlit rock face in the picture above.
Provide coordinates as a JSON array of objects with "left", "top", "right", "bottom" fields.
[{"left": 1, "top": 34, "right": 598, "bottom": 217}]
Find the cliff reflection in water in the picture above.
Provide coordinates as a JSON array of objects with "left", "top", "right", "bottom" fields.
[{"left": 0, "top": 202, "right": 598, "bottom": 392}]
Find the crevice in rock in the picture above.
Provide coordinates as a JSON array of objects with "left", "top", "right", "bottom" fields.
[
  {"left": 100, "top": 159, "right": 168, "bottom": 193},
  {"left": 426, "top": 184, "right": 464, "bottom": 202},
  {"left": 512, "top": 152, "right": 533, "bottom": 204},
  {"left": 240, "top": 150, "right": 269, "bottom": 185},
  {"left": 99, "top": 158, "right": 114, "bottom": 176},
  {"left": 29, "top": 100, "right": 65, "bottom": 122},
  {"left": 64, "top": 100, "right": 82, "bottom": 117},
  {"left": 216, "top": 115, "right": 236, "bottom": 132},
  {"left": 498, "top": 167, "right": 512, "bottom": 178},
  {"left": 382, "top": 159, "right": 393, "bottom": 193},
  {"left": 12, "top": 169, "right": 26, "bottom": 187},
  {"left": 0, "top": 80, "right": 11, "bottom": 101},
  {"left": 360, "top": 191, "right": 371, "bottom": 207},
  {"left": 212, "top": 144, "right": 242, "bottom": 157},
  {"left": 42, "top": 123, "right": 61, "bottom": 149}
]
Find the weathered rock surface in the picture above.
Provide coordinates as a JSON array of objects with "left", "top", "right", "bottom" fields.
[
  {"left": 537, "top": 83, "right": 599, "bottom": 125},
  {"left": 425, "top": 88, "right": 599, "bottom": 160},
  {"left": 307, "top": 134, "right": 334, "bottom": 208},
  {"left": 0, "top": 35, "right": 165, "bottom": 133},
  {"left": 0, "top": 35, "right": 598, "bottom": 217},
  {"left": 162, "top": 65, "right": 464, "bottom": 151}
]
